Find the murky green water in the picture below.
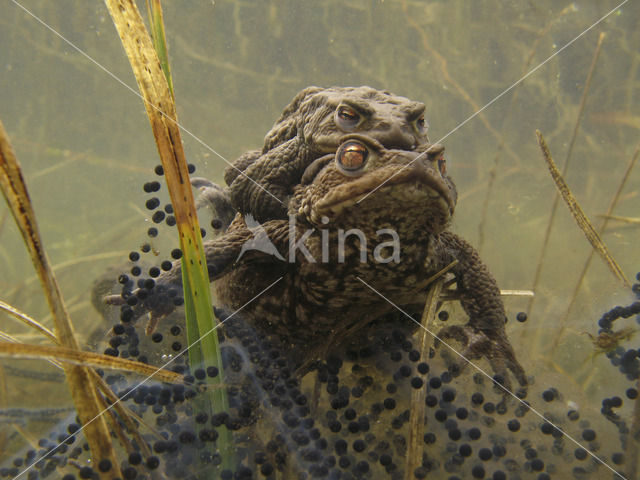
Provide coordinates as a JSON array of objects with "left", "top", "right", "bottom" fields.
[{"left": 1, "top": 1, "right": 639, "bottom": 478}]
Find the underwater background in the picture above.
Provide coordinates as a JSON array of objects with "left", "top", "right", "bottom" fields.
[{"left": 0, "top": 1, "right": 639, "bottom": 479}]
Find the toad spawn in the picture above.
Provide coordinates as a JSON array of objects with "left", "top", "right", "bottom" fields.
[{"left": 116, "top": 135, "right": 527, "bottom": 388}]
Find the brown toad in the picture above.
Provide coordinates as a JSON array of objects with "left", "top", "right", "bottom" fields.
[
  {"left": 123, "top": 137, "right": 526, "bottom": 387},
  {"left": 224, "top": 86, "right": 429, "bottom": 223}
]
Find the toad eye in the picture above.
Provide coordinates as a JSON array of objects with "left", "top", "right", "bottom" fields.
[
  {"left": 438, "top": 156, "right": 447, "bottom": 176},
  {"left": 336, "top": 105, "right": 361, "bottom": 129},
  {"left": 336, "top": 140, "right": 368, "bottom": 173},
  {"left": 414, "top": 114, "right": 428, "bottom": 134}
]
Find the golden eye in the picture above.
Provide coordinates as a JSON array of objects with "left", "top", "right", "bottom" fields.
[
  {"left": 337, "top": 140, "right": 368, "bottom": 171},
  {"left": 338, "top": 105, "right": 358, "bottom": 121},
  {"left": 336, "top": 105, "right": 361, "bottom": 130},
  {"left": 415, "top": 114, "right": 427, "bottom": 133},
  {"left": 438, "top": 157, "right": 447, "bottom": 175}
]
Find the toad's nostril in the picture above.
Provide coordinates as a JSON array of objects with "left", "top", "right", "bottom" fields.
[
  {"left": 374, "top": 123, "right": 415, "bottom": 150},
  {"left": 425, "top": 143, "right": 445, "bottom": 161},
  {"left": 412, "top": 143, "right": 445, "bottom": 170}
]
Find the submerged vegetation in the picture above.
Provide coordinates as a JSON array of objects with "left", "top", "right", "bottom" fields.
[{"left": 0, "top": 1, "right": 638, "bottom": 479}]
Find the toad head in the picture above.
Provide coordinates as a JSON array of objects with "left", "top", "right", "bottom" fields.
[{"left": 225, "top": 86, "right": 432, "bottom": 222}]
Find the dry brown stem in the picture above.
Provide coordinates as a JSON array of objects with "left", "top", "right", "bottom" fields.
[
  {"left": 404, "top": 278, "right": 443, "bottom": 479},
  {"left": 527, "top": 33, "right": 606, "bottom": 324},
  {"left": 0, "top": 119, "right": 119, "bottom": 477},
  {"left": 0, "top": 342, "right": 183, "bottom": 383},
  {"left": 535, "top": 130, "right": 629, "bottom": 287}
]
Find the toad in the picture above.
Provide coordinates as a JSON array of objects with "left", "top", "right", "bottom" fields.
[
  {"left": 224, "top": 86, "right": 430, "bottom": 223},
  {"left": 115, "top": 137, "right": 527, "bottom": 388}
]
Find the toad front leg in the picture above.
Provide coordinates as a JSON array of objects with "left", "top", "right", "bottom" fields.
[
  {"left": 225, "top": 137, "right": 310, "bottom": 222},
  {"left": 104, "top": 217, "right": 289, "bottom": 333},
  {"left": 435, "top": 231, "right": 527, "bottom": 388}
]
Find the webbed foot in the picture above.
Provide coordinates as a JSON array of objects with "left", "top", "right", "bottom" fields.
[
  {"left": 103, "top": 274, "right": 184, "bottom": 334},
  {"left": 437, "top": 323, "right": 527, "bottom": 390},
  {"left": 102, "top": 231, "right": 243, "bottom": 334}
]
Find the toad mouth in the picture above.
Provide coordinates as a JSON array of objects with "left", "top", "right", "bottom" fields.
[{"left": 313, "top": 142, "right": 456, "bottom": 221}]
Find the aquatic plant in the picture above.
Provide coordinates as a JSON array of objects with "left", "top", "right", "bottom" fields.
[{"left": 0, "top": 1, "right": 638, "bottom": 479}]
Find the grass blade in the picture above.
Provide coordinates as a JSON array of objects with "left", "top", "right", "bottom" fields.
[
  {"left": 146, "top": 0, "right": 174, "bottom": 99},
  {"left": 104, "top": 0, "right": 231, "bottom": 464},
  {"left": 527, "top": 32, "right": 606, "bottom": 320},
  {"left": 405, "top": 277, "right": 444, "bottom": 479},
  {"left": 0, "top": 299, "right": 58, "bottom": 343},
  {"left": 0, "top": 342, "right": 182, "bottom": 383},
  {"left": 0, "top": 119, "right": 119, "bottom": 477},
  {"left": 598, "top": 214, "right": 640, "bottom": 224},
  {"left": 535, "top": 130, "right": 630, "bottom": 287}
]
